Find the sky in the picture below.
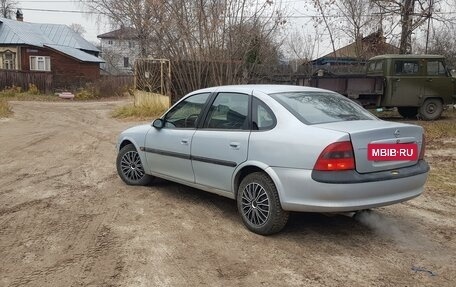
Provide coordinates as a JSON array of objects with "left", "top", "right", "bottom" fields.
[
  {"left": 13, "top": 0, "right": 333, "bottom": 56},
  {"left": 12, "top": 0, "right": 443, "bottom": 58},
  {"left": 16, "top": 0, "right": 107, "bottom": 43}
]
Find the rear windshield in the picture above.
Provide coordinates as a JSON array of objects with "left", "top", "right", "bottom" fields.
[{"left": 270, "top": 91, "right": 377, "bottom": 125}]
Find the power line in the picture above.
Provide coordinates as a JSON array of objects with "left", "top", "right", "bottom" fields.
[
  {"left": 20, "top": 7, "right": 98, "bottom": 14},
  {"left": 19, "top": 7, "right": 456, "bottom": 17}
]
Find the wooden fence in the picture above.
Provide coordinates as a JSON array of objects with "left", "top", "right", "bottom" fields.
[
  {"left": 0, "top": 70, "right": 53, "bottom": 94},
  {"left": 0, "top": 70, "right": 134, "bottom": 95}
]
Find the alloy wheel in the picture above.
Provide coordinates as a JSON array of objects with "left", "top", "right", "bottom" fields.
[{"left": 241, "top": 182, "right": 270, "bottom": 226}]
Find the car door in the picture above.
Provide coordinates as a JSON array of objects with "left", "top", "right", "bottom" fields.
[
  {"left": 425, "top": 59, "right": 454, "bottom": 101},
  {"left": 191, "top": 92, "right": 251, "bottom": 193},
  {"left": 390, "top": 59, "right": 423, "bottom": 107},
  {"left": 144, "top": 92, "right": 211, "bottom": 183}
]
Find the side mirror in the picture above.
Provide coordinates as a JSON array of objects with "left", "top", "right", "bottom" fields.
[{"left": 152, "top": 118, "right": 164, "bottom": 129}]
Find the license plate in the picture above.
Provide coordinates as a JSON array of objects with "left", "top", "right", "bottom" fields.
[{"left": 367, "top": 143, "right": 418, "bottom": 161}]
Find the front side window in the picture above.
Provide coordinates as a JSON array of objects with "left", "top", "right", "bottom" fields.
[
  {"left": 427, "top": 61, "right": 446, "bottom": 76},
  {"left": 205, "top": 93, "right": 249, "bottom": 130},
  {"left": 394, "top": 60, "right": 419, "bottom": 75},
  {"left": 271, "top": 91, "right": 376, "bottom": 125},
  {"left": 30, "top": 56, "right": 50, "bottom": 71},
  {"left": 164, "top": 93, "right": 210, "bottom": 129}
]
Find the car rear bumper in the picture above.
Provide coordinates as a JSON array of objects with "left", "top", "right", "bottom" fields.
[{"left": 268, "top": 161, "right": 429, "bottom": 212}]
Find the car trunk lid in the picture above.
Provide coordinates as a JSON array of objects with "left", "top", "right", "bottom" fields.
[{"left": 314, "top": 120, "right": 424, "bottom": 173}]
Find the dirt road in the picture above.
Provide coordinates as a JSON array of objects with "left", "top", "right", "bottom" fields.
[{"left": 1, "top": 101, "right": 455, "bottom": 286}]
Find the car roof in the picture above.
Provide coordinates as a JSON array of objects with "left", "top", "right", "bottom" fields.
[
  {"left": 189, "top": 84, "right": 328, "bottom": 96},
  {"left": 369, "top": 54, "right": 444, "bottom": 60}
]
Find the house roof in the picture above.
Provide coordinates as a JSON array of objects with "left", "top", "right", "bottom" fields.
[
  {"left": 97, "top": 27, "right": 137, "bottom": 40},
  {"left": 0, "top": 17, "right": 104, "bottom": 63},
  {"left": 45, "top": 44, "right": 104, "bottom": 63},
  {"left": 317, "top": 31, "right": 399, "bottom": 62}
]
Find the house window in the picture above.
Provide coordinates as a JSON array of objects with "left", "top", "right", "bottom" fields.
[
  {"left": 2, "top": 51, "right": 16, "bottom": 69},
  {"left": 30, "top": 56, "right": 51, "bottom": 71},
  {"left": 124, "top": 57, "right": 129, "bottom": 68},
  {"left": 108, "top": 40, "right": 113, "bottom": 45},
  {"left": 128, "top": 41, "right": 135, "bottom": 48}
]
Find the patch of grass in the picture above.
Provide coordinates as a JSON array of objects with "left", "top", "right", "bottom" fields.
[
  {"left": 112, "top": 103, "right": 167, "bottom": 120},
  {"left": 0, "top": 86, "right": 22, "bottom": 97},
  {"left": 0, "top": 85, "right": 61, "bottom": 101},
  {"left": 425, "top": 155, "right": 456, "bottom": 196},
  {"left": 75, "top": 89, "right": 98, "bottom": 100},
  {"left": 0, "top": 99, "right": 13, "bottom": 117}
]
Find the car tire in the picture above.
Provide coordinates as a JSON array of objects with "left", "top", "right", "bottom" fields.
[
  {"left": 419, "top": 98, "right": 443, "bottom": 121},
  {"left": 116, "top": 144, "right": 153, "bottom": 186},
  {"left": 237, "top": 172, "right": 289, "bottom": 235},
  {"left": 397, "top": 107, "right": 418, "bottom": 119}
]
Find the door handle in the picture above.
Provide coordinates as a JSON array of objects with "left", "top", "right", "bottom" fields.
[
  {"left": 181, "top": 138, "right": 189, "bottom": 145},
  {"left": 229, "top": 142, "right": 240, "bottom": 149}
]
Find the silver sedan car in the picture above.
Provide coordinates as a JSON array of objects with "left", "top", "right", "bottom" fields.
[{"left": 116, "top": 85, "right": 429, "bottom": 235}]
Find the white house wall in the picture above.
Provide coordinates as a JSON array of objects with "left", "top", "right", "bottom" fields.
[{"left": 100, "top": 38, "right": 140, "bottom": 74}]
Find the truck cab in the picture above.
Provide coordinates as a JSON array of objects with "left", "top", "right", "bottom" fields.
[{"left": 367, "top": 54, "right": 455, "bottom": 120}]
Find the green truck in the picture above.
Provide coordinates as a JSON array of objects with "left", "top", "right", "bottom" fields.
[{"left": 307, "top": 54, "right": 456, "bottom": 120}]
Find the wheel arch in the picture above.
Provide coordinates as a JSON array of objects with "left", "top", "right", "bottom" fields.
[
  {"left": 119, "top": 139, "right": 134, "bottom": 151},
  {"left": 420, "top": 96, "right": 443, "bottom": 106},
  {"left": 118, "top": 137, "right": 148, "bottom": 171},
  {"left": 232, "top": 161, "right": 284, "bottom": 203}
]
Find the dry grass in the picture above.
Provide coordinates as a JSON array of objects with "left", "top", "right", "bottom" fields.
[
  {"left": 0, "top": 85, "right": 61, "bottom": 102},
  {"left": 0, "top": 99, "right": 13, "bottom": 118},
  {"left": 399, "top": 110, "right": 456, "bottom": 196},
  {"left": 112, "top": 102, "right": 167, "bottom": 120}
]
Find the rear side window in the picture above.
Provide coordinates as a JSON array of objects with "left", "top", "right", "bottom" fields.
[
  {"left": 205, "top": 92, "right": 249, "bottom": 130},
  {"left": 270, "top": 92, "right": 376, "bottom": 125},
  {"left": 252, "top": 98, "right": 276, "bottom": 130},
  {"left": 394, "top": 60, "right": 419, "bottom": 75}
]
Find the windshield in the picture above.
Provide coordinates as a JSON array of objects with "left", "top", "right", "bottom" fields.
[{"left": 270, "top": 91, "right": 377, "bottom": 125}]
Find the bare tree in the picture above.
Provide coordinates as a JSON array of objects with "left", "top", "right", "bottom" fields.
[
  {"left": 0, "top": 0, "right": 17, "bottom": 18},
  {"left": 81, "top": 0, "right": 285, "bottom": 94},
  {"left": 416, "top": 23, "right": 456, "bottom": 67},
  {"left": 335, "top": 0, "right": 377, "bottom": 58},
  {"left": 285, "top": 28, "right": 320, "bottom": 74},
  {"left": 69, "top": 23, "right": 86, "bottom": 36},
  {"left": 311, "top": 0, "right": 338, "bottom": 58},
  {"left": 372, "top": 0, "right": 456, "bottom": 54}
]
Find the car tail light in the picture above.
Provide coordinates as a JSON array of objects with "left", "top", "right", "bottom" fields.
[
  {"left": 419, "top": 134, "right": 426, "bottom": 160},
  {"left": 314, "top": 141, "right": 355, "bottom": 171}
]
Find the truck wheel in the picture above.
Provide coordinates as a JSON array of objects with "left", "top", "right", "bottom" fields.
[
  {"left": 419, "top": 98, "right": 443, "bottom": 121},
  {"left": 397, "top": 107, "right": 418, "bottom": 119}
]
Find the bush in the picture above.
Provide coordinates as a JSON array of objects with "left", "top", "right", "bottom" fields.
[
  {"left": 0, "top": 99, "right": 12, "bottom": 117},
  {"left": 75, "top": 88, "right": 98, "bottom": 100},
  {"left": 27, "top": 84, "right": 40, "bottom": 95}
]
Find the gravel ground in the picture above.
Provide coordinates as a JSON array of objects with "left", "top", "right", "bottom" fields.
[{"left": 0, "top": 101, "right": 455, "bottom": 287}]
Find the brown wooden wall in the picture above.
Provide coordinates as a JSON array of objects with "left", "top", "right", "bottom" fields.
[{"left": 20, "top": 46, "right": 100, "bottom": 89}]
